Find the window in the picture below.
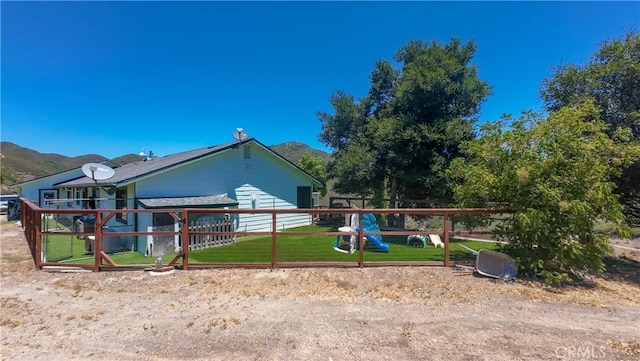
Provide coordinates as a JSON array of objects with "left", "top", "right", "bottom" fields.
[
  {"left": 243, "top": 145, "right": 251, "bottom": 159},
  {"left": 116, "top": 187, "right": 128, "bottom": 223},
  {"left": 297, "top": 186, "right": 312, "bottom": 209},
  {"left": 40, "top": 190, "right": 57, "bottom": 208}
]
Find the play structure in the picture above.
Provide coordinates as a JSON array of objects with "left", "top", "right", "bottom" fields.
[
  {"left": 406, "top": 234, "right": 444, "bottom": 248},
  {"left": 333, "top": 213, "right": 390, "bottom": 254}
]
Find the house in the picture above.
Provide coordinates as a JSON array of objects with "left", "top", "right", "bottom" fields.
[
  {"left": 11, "top": 138, "right": 323, "bottom": 256},
  {"left": 12, "top": 167, "right": 89, "bottom": 208}
]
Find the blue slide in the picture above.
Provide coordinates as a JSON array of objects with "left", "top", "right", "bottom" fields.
[{"left": 356, "top": 213, "right": 390, "bottom": 253}]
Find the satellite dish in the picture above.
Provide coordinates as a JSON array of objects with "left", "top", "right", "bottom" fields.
[
  {"left": 233, "top": 128, "right": 248, "bottom": 141},
  {"left": 82, "top": 163, "right": 115, "bottom": 182}
]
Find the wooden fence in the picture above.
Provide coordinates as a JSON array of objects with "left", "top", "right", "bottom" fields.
[
  {"left": 17, "top": 198, "right": 513, "bottom": 272},
  {"left": 189, "top": 218, "right": 235, "bottom": 250}
]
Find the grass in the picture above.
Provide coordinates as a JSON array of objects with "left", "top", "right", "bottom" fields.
[
  {"left": 42, "top": 234, "right": 174, "bottom": 265},
  {"left": 41, "top": 216, "right": 178, "bottom": 265},
  {"left": 41, "top": 224, "right": 497, "bottom": 266},
  {"left": 189, "top": 225, "right": 496, "bottom": 263}
]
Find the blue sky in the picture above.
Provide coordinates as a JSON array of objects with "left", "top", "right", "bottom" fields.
[{"left": 2, "top": 1, "right": 638, "bottom": 159}]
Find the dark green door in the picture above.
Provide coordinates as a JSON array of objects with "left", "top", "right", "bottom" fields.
[{"left": 297, "top": 186, "right": 311, "bottom": 208}]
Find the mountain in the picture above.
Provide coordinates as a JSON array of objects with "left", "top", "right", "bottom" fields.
[
  {"left": 0, "top": 141, "right": 331, "bottom": 191},
  {"left": 1, "top": 142, "right": 104, "bottom": 179},
  {"left": 269, "top": 142, "right": 331, "bottom": 165}
]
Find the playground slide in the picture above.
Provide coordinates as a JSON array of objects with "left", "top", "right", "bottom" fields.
[
  {"left": 428, "top": 234, "right": 444, "bottom": 248},
  {"left": 333, "top": 213, "right": 390, "bottom": 253},
  {"left": 358, "top": 213, "right": 390, "bottom": 253},
  {"left": 362, "top": 233, "right": 390, "bottom": 253}
]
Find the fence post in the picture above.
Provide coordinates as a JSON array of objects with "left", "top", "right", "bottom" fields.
[
  {"left": 93, "top": 211, "right": 102, "bottom": 272},
  {"left": 358, "top": 210, "right": 364, "bottom": 267},
  {"left": 34, "top": 208, "right": 42, "bottom": 270},
  {"left": 182, "top": 210, "right": 189, "bottom": 270},
  {"left": 443, "top": 211, "right": 450, "bottom": 267},
  {"left": 271, "top": 212, "right": 277, "bottom": 269}
]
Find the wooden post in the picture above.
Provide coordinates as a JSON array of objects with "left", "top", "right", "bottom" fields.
[
  {"left": 34, "top": 209, "right": 42, "bottom": 270},
  {"left": 443, "top": 212, "right": 450, "bottom": 267},
  {"left": 271, "top": 212, "right": 278, "bottom": 269},
  {"left": 93, "top": 211, "right": 102, "bottom": 272},
  {"left": 182, "top": 210, "right": 189, "bottom": 270},
  {"left": 358, "top": 211, "right": 364, "bottom": 267}
]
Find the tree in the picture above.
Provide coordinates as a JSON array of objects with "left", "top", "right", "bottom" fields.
[
  {"left": 318, "top": 38, "right": 490, "bottom": 210},
  {"left": 541, "top": 30, "right": 640, "bottom": 225},
  {"left": 450, "top": 103, "right": 640, "bottom": 284},
  {"left": 298, "top": 153, "right": 329, "bottom": 197},
  {"left": 317, "top": 91, "right": 368, "bottom": 152}
]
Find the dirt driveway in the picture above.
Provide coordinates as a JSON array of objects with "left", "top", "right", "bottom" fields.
[{"left": 1, "top": 218, "right": 639, "bottom": 361}]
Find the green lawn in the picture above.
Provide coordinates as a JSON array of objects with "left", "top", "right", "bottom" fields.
[
  {"left": 41, "top": 224, "right": 497, "bottom": 266},
  {"left": 42, "top": 233, "right": 170, "bottom": 265},
  {"left": 189, "top": 225, "right": 494, "bottom": 263}
]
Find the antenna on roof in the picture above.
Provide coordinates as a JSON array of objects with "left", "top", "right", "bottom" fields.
[
  {"left": 233, "top": 128, "right": 248, "bottom": 142},
  {"left": 139, "top": 147, "right": 154, "bottom": 161}
]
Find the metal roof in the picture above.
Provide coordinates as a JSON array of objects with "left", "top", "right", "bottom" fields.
[{"left": 137, "top": 195, "right": 238, "bottom": 209}]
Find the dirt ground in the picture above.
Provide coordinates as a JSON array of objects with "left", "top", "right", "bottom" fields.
[{"left": 1, "top": 218, "right": 639, "bottom": 361}]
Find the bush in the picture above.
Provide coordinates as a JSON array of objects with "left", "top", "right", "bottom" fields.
[{"left": 450, "top": 103, "right": 640, "bottom": 284}]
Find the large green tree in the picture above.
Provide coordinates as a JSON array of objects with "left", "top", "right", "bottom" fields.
[
  {"left": 450, "top": 103, "right": 640, "bottom": 284},
  {"left": 298, "top": 153, "right": 329, "bottom": 197},
  {"left": 318, "top": 38, "right": 490, "bottom": 208},
  {"left": 541, "top": 31, "right": 640, "bottom": 225}
]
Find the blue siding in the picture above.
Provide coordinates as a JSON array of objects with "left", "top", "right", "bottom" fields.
[
  {"left": 17, "top": 169, "right": 85, "bottom": 205},
  {"left": 134, "top": 142, "right": 315, "bottom": 243},
  {"left": 235, "top": 184, "right": 312, "bottom": 232}
]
